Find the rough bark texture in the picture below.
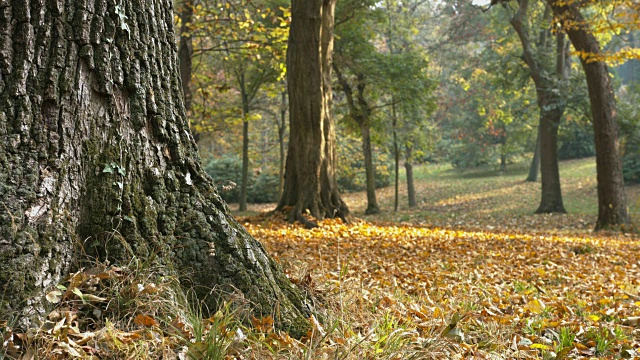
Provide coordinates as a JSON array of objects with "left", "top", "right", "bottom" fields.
[
  {"left": 178, "top": 0, "right": 193, "bottom": 114},
  {"left": 526, "top": 125, "right": 541, "bottom": 182},
  {"left": 0, "top": 0, "right": 310, "bottom": 336},
  {"left": 510, "top": 0, "right": 566, "bottom": 213},
  {"left": 277, "top": 0, "right": 350, "bottom": 227},
  {"left": 548, "top": 0, "right": 630, "bottom": 230}
]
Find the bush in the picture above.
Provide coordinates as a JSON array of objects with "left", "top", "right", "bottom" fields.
[{"left": 203, "top": 155, "right": 279, "bottom": 203}]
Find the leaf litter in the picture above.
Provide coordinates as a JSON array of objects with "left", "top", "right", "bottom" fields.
[{"left": 240, "top": 211, "right": 640, "bottom": 359}]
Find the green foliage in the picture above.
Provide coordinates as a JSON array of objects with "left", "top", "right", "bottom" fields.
[
  {"left": 337, "top": 134, "right": 393, "bottom": 192},
  {"left": 204, "top": 155, "right": 279, "bottom": 203}
]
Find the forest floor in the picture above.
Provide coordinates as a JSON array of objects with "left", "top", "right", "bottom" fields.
[
  {"left": 232, "top": 157, "right": 640, "bottom": 359},
  {"left": 5, "top": 158, "right": 640, "bottom": 359}
]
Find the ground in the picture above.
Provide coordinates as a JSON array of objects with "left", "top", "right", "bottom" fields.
[{"left": 4, "top": 158, "right": 640, "bottom": 359}]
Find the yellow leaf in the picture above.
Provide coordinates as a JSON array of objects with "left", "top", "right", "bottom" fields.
[
  {"left": 524, "top": 299, "right": 546, "bottom": 314},
  {"left": 587, "top": 314, "right": 600, "bottom": 322}
]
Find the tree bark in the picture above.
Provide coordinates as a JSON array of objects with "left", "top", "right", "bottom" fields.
[
  {"left": 360, "top": 123, "right": 380, "bottom": 215},
  {"left": 509, "top": 0, "right": 566, "bottom": 213},
  {"left": 277, "top": 0, "right": 350, "bottom": 227},
  {"left": 404, "top": 146, "right": 417, "bottom": 208},
  {"left": 239, "top": 75, "right": 250, "bottom": 211},
  {"left": 0, "top": 0, "right": 310, "bottom": 336},
  {"left": 393, "top": 102, "right": 400, "bottom": 212},
  {"left": 178, "top": 0, "right": 193, "bottom": 114},
  {"left": 526, "top": 125, "right": 541, "bottom": 182},
  {"left": 277, "top": 89, "right": 287, "bottom": 199},
  {"left": 547, "top": 0, "right": 630, "bottom": 230},
  {"left": 536, "top": 107, "right": 565, "bottom": 213},
  {"left": 178, "top": 0, "right": 196, "bottom": 145}
]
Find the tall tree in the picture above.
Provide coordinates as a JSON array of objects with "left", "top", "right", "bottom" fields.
[
  {"left": 276, "top": 0, "right": 350, "bottom": 227},
  {"left": 507, "top": 0, "right": 568, "bottom": 213},
  {"left": 333, "top": 6, "right": 381, "bottom": 215},
  {"left": 547, "top": 0, "right": 631, "bottom": 229},
  {"left": 0, "top": 0, "right": 310, "bottom": 335}
]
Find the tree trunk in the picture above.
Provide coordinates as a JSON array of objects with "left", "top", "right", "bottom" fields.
[
  {"left": 500, "top": 140, "right": 507, "bottom": 173},
  {"left": 526, "top": 125, "right": 541, "bottom": 182},
  {"left": 240, "top": 119, "right": 249, "bottom": 211},
  {"left": 239, "top": 79, "right": 250, "bottom": 211},
  {"left": 547, "top": 0, "right": 630, "bottom": 230},
  {"left": 277, "top": 0, "right": 350, "bottom": 227},
  {"left": 178, "top": 0, "right": 196, "bottom": 143},
  {"left": 0, "top": 0, "right": 310, "bottom": 336},
  {"left": 393, "top": 103, "right": 399, "bottom": 212},
  {"left": 178, "top": 0, "right": 193, "bottom": 114},
  {"left": 509, "top": 0, "right": 566, "bottom": 214},
  {"left": 278, "top": 89, "right": 287, "bottom": 199},
  {"left": 405, "top": 146, "right": 417, "bottom": 208},
  {"left": 361, "top": 123, "right": 380, "bottom": 215},
  {"left": 535, "top": 107, "right": 566, "bottom": 213}
]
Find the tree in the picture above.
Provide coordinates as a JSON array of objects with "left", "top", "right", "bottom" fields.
[
  {"left": 547, "top": 0, "right": 631, "bottom": 229},
  {"left": 333, "top": 1, "right": 381, "bottom": 214},
  {"left": 0, "top": 0, "right": 310, "bottom": 336},
  {"left": 276, "top": 0, "right": 351, "bottom": 227},
  {"left": 506, "top": 0, "right": 569, "bottom": 213}
]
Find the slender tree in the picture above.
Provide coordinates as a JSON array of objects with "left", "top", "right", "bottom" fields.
[
  {"left": 0, "top": 0, "right": 310, "bottom": 335},
  {"left": 276, "top": 0, "right": 351, "bottom": 227}
]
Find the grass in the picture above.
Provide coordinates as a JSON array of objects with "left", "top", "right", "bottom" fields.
[{"left": 337, "top": 157, "right": 640, "bottom": 232}]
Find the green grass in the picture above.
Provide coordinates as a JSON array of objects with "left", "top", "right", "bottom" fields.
[{"left": 336, "top": 157, "right": 640, "bottom": 231}]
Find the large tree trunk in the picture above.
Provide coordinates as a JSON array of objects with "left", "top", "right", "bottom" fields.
[
  {"left": 277, "top": 0, "right": 350, "bottom": 227},
  {"left": 526, "top": 125, "right": 541, "bottom": 182},
  {"left": 0, "top": 0, "right": 310, "bottom": 336},
  {"left": 509, "top": 0, "right": 566, "bottom": 214},
  {"left": 548, "top": 0, "right": 630, "bottom": 230},
  {"left": 361, "top": 123, "right": 380, "bottom": 215}
]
